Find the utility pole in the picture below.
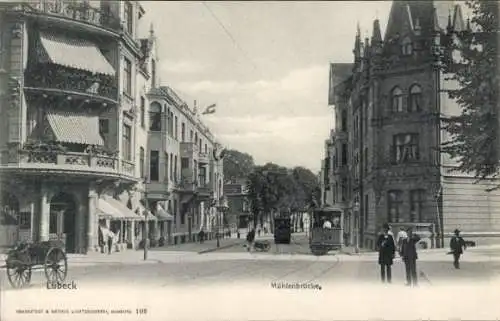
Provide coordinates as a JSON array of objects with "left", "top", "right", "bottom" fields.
[{"left": 143, "top": 177, "right": 149, "bottom": 260}]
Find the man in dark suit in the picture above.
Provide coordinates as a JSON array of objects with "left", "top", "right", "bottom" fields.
[
  {"left": 400, "top": 228, "right": 421, "bottom": 286},
  {"left": 376, "top": 223, "right": 396, "bottom": 283},
  {"left": 450, "top": 229, "right": 466, "bottom": 269}
]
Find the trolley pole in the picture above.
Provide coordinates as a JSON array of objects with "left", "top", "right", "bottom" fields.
[{"left": 143, "top": 178, "right": 149, "bottom": 261}]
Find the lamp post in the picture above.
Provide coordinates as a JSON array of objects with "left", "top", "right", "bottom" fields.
[
  {"left": 143, "top": 177, "right": 149, "bottom": 261},
  {"left": 354, "top": 200, "right": 360, "bottom": 253}
]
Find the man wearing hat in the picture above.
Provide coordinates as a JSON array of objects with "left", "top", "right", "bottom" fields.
[
  {"left": 376, "top": 223, "right": 396, "bottom": 283},
  {"left": 400, "top": 227, "right": 421, "bottom": 286},
  {"left": 450, "top": 229, "right": 466, "bottom": 269}
]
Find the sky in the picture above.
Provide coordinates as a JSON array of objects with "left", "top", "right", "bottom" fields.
[{"left": 139, "top": 1, "right": 393, "bottom": 173}]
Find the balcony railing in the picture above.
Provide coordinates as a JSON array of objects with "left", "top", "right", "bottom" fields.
[
  {"left": 198, "top": 152, "right": 209, "bottom": 164},
  {"left": 29, "top": 0, "right": 121, "bottom": 31},
  {"left": 3, "top": 150, "right": 135, "bottom": 179},
  {"left": 25, "top": 65, "right": 118, "bottom": 102}
]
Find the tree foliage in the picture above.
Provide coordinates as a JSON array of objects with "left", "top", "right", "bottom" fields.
[
  {"left": 223, "top": 149, "right": 255, "bottom": 182},
  {"left": 441, "top": 0, "right": 499, "bottom": 179}
]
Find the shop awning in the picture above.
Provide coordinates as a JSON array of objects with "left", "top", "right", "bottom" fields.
[
  {"left": 97, "top": 198, "right": 123, "bottom": 219},
  {"left": 39, "top": 31, "right": 115, "bottom": 76},
  {"left": 46, "top": 111, "right": 104, "bottom": 146},
  {"left": 155, "top": 203, "right": 174, "bottom": 221},
  {"left": 135, "top": 204, "right": 157, "bottom": 221},
  {"left": 104, "top": 197, "right": 141, "bottom": 220}
]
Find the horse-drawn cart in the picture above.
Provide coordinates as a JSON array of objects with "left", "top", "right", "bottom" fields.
[{"left": 1, "top": 240, "right": 68, "bottom": 288}]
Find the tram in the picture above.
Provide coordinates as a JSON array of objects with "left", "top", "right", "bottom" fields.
[{"left": 309, "top": 205, "right": 343, "bottom": 255}]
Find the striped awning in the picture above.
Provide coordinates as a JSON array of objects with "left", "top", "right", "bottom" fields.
[
  {"left": 155, "top": 203, "right": 174, "bottom": 221},
  {"left": 46, "top": 111, "right": 104, "bottom": 146},
  {"left": 135, "top": 204, "right": 157, "bottom": 221},
  {"left": 39, "top": 31, "right": 115, "bottom": 76},
  {"left": 104, "top": 197, "right": 141, "bottom": 220}
]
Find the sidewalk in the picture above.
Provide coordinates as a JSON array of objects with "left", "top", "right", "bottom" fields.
[{"left": 153, "top": 235, "right": 244, "bottom": 254}]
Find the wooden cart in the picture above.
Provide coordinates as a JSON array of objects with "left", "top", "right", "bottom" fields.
[{"left": 2, "top": 240, "right": 67, "bottom": 288}]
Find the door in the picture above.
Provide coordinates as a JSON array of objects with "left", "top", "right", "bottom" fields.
[{"left": 63, "top": 208, "right": 76, "bottom": 253}]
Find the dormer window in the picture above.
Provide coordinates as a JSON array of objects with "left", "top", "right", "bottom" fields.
[
  {"left": 391, "top": 87, "right": 403, "bottom": 112},
  {"left": 124, "top": 1, "right": 133, "bottom": 35},
  {"left": 401, "top": 37, "right": 413, "bottom": 56}
]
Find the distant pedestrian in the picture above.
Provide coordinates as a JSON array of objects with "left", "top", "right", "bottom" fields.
[
  {"left": 246, "top": 228, "right": 255, "bottom": 252},
  {"left": 400, "top": 228, "right": 421, "bottom": 286},
  {"left": 376, "top": 223, "right": 396, "bottom": 283},
  {"left": 396, "top": 227, "right": 408, "bottom": 256},
  {"left": 258, "top": 228, "right": 261, "bottom": 237},
  {"left": 450, "top": 229, "right": 466, "bottom": 269},
  {"left": 198, "top": 229, "right": 205, "bottom": 243}
]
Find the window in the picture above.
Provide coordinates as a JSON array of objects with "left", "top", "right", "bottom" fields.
[
  {"left": 341, "top": 110, "right": 347, "bottom": 132},
  {"left": 124, "top": 1, "right": 133, "bottom": 35},
  {"left": 122, "top": 124, "right": 132, "bottom": 160},
  {"left": 164, "top": 152, "right": 169, "bottom": 182},
  {"left": 181, "top": 123, "right": 185, "bottom": 142},
  {"left": 401, "top": 37, "right": 413, "bottom": 56},
  {"left": 190, "top": 130, "right": 193, "bottom": 142},
  {"left": 204, "top": 144, "right": 207, "bottom": 154},
  {"left": 391, "top": 87, "right": 403, "bottom": 112},
  {"left": 123, "top": 58, "right": 132, "bottom": 96},
  {"left": 410, "top": 189, "right": 424, "bottom": 222},
  {"left": 387, "top": 190, "right": 403, "bottom": 223},
  {"left": 99, "top": 119, "right": 109, "bottom": 136},
  {"left": 169, "top": 153, "right": 173, "bottom": 180},
  {"left": 408, "top": 85, "right": 422, "bottom": 112},
  {"left": 174, "top": 116, "right": 178, "bottom": 140},
  {"left": 199, "top": 139, "right": 202, "bottom": 151},
  {"left": 151, "top": 59, "right": 156, "bottom": 88},
  {"left": 199, "top": 167, "right": 206, "bottom": 185},
  {"left": 393, "top": 134, "right": 419, "bottom": 163},
  {"left": 18, "top": 212, "right": 30, "bottom": 229},
  {"left": 341, "top": 143, "right": 347, "bottom": 165},
  {"left": 195, "top": 133, "right": 198, "bottom": 146},
  {"left": 174, "top": 155, "right": 178, "bottom": 181},
  {"left": 149, "top": 102, "right": 161, "bottom": 131},
  {"left": 341, "top": 178, "right": 347, "bottom": 201},
  {"left": 149, "top": 150, "right": 159, "bottom": 181},
  {"left": 181, "top": 157, "right": 189, "bottom": 169},
  {"left": 364, "top": 194, "right": 369, "bottom": 228},
  {"left": 140, "top": 97, "right": 145, "bottom": 127},
  {"left": 139, "top": 147, "right": 145, "bottom": 178}
]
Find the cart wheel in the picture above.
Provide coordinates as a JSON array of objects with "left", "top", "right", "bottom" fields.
[
  {"left": 6, "top": 254, "right": 32, "bottom": 289},
  {"left": 44, "top": 247, "right": 67, "bottom": 284}
]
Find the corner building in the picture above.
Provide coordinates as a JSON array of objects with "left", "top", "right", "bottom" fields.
[
  {"left": 147, "top": 87, "right": 225, "bottom": 244},
  {"left": 328, "top": 1, "right": 500, "bottom": 249},
  {"left": 0, "top": 1, "right": 159, "bottom": 252}
]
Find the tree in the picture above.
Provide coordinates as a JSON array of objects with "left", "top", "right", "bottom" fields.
[
  {"left": 441, "top": 0, "right": 499, "bottom": 180},
  {"left": 223, "top": 149, "right": 255, "bottom": 182}
]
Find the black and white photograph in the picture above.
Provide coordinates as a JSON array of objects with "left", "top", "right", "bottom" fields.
[{"left": 0, "top": 1, "right": 499, "bottom": 320}]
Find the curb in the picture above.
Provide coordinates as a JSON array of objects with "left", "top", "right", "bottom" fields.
[{"left": 197, "top": 242, "right": 242, "bottom": 254}]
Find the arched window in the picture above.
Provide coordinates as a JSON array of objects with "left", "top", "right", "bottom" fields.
[
  {"left": 391, "top": 87, "right": 403, "bottom": 112},
  {"left": 408, "top": 85, "right": 422, "bottom": 112},
  {"left": 401, "top": 37, "right": 413, "bottom": 56},
  {"left": 149, "top": 102, "right": 161, "bottom": 131}
]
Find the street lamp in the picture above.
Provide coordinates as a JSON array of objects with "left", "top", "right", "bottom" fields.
[
  {"left": 143, "top": 177, "right": 150, "bottom": 261},
  {"left": 354, "top": 200, "right": 360, "bottom": 254}
]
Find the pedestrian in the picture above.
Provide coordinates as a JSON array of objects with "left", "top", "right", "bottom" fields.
[
  {"left": 396, "top": 227, "right": 408, "bottom": 256},
  {"left": 258, "top": 228, "right": 261, "bottom": 237},
  {"left": 107, "top": 229, "right": 115, "bottom": 254},
  {"left": 376, "top": 223, "right": 396, "bottom": 283},
  {"left": 198, "top": 229, "right": 205, "bottom": 244},
  {"left": 450, "top": 229, "right": 466, "bottom": 269},
  {"left": 246, "top": 228, "right": 255, "bottom": 252},
  {"left": 400, "top": 228, "right": 421, "bottom": 286}
]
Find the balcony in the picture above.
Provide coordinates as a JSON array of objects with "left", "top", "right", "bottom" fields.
[
  {"left": 0, "top": 149, "right": 136, "bottom": 181},
  {"left": 25, "top": 65, "right": 118, "bottom": 104},
  {"left": 145, "top": 181, "right": 169, "bottom": 200},
  {"left": 180, "top": 142, "right": 199, "bottom": 158},
  {"left": 25, "top": 1, "right": 121, "bottom": 34},
  {"left": 198, "top": 152, "right": 209, "bottom": 165}
]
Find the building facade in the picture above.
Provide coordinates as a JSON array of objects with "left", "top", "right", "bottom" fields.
[
  {"left": 147, "top": 86, "right": 225, "bottom": 244},
  {"left": 224, "top": 179, "right": 249, "bottom": 230},
  {"left": 0, "top": 0, "right": 161, "bottom": 252},
  {"left": 325, "top": 1, "right": 500, "bottom": 249}
]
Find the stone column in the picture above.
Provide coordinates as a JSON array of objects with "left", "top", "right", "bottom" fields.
[
  {"left": 38, "top": 183, "right": 50, "bottom": 242},
  {"left": 75, "top": 197, "right": 85, "bottom": 254},
  {"left": 87, "top": 186, "right": 98, "bottom": 252}
]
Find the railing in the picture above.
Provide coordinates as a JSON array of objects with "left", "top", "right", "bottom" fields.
[
  {"left": 25, "top": 65, "right": 118, "bottom": 101},
  {"left": 11, "top": 150, "right": 135, "bottom": 178},
  {"left": 198, "top": 152, "right": 209, "bottom": 164},
  {"left": 29, "top": 0, "right": 121, "bottom": 31}
]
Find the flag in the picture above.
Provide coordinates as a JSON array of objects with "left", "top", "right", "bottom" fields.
[{"left": 201, "top": 104, "right": 216, "bottom": 115}]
